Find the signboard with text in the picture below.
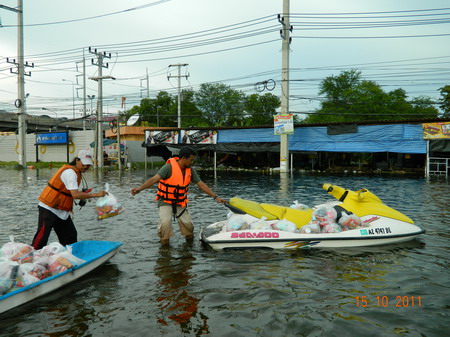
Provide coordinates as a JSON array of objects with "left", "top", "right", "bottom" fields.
[
  {"left": 145, "top": 130, "right": 178, "bottom": 145},
  {"left": 422, "top": 122, "right": 450, "bottom": 139},
  {"left": 274, "top": 114, "right": 294, "bottom": 135},
  {"left": 35, "top": 132, "right": 69, "bottom": 145},
  {"left": 180, "top": 130, "right": 217, "bottom": 144}
]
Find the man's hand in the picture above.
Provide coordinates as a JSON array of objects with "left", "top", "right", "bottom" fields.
[
  {"left": 130, "top": 187, "right": 141, "bottom": 196},
  {"left": 214, "top": 196, "right": 227, "bottom": 204},
  {"left": 96, "top": 190, "right": 108, "bottom": 198}
]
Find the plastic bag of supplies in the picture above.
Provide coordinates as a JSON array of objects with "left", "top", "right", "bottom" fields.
[
  {"left": 0, "top": 235, "right": 34, "bottom": 263},
  {"left": 225, "top": 214, "right": 249, "bottom": 231},
  {"left": 95, "top": 183, "right": 124, "bottom": 220}
]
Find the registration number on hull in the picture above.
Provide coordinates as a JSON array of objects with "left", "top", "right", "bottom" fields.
[{"left": 360, "top": 227, "right": 392, "bottom": 235}]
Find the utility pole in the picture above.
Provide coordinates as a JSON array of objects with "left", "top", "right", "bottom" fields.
[
  {"left": 168, "top": 63, "right": 189, "bottom": 128},
  {"left": 62, "top": 79, "right": 75, "bottom": 119},
  {"left": 140, "top": 68, "right": 150, "bottom": 98},
  {"left": 279, "top": 0, "right": 292, "bottom": 173},
  {"left": 89, "top": 47, "right": 114, "bottom": 170},
  {"left": 3, "top": 1, "right": 33, "bottom": 167},
  {"left": 76, "top": 52, "right": 87, "bottom": 130}
]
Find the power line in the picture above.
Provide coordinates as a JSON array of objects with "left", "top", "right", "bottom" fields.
[{"left": 0, "top": 0, "right": 173, "bottom": 28}]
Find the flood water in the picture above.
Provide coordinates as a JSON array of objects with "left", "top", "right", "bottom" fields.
[{"left": 0, "top": 167, "right": 449, "bottom": 337}]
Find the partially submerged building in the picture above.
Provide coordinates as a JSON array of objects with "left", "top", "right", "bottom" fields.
[{"left": 105, "top": 119, "right": 450, "bottom": 178}]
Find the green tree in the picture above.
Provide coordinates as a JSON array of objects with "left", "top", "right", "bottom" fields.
[
  {"left": 244, "top": 93, "right": 280, "bottom": 126},
  {"left": 195, "top": 83, "right": 246, "bottom": 126},
  {"left": 130, "top": 92, "right": 175, "bottom": 127},
  {"left": 439, "top": 85, "right": 450, "bottom": 118},
  {"left": 180, "top": 89, "right": 205, "bottom": 127},
  {"left": 304, "top": 70, "right": 439, "bottom": 123}
]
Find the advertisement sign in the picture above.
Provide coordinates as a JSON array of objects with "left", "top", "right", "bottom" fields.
[
  {"left": 274, "top": 114, "right": 294, "bottom": 135},
  {"left": 145, "top": 130, "right": 178, "bottom": 144},
  {"left": 422, "top": 122, "right": 450, "bottom": 139},
  {"left": 180, "top": 130, "right": 217, "bottom": 144},
  {"left": 35, "top": 132, "right": 69, "bottom": 145}
]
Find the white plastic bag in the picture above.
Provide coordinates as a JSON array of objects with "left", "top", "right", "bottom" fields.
[
  {"left": 273, "top": 219, "right": 297, "bottom": 232},
  {"left": 338, "top": 213, "right": 362, "bottom": 230},
  {"left": 290, "top": 200, "right": 309, "bottom": 210},
  {"left": 250, "top": 216, "right": 270, "bottom": 230},
  {"left": 299, "top": 223, "right": 321, "bottom": 234},
  {"left": 0, "top": 235, "right": 34, "bottom": 262},
  {"left": 0, "top": 260, "right": 19, "bottom": 294},
  {"left": 96, "top": 183, "right": 124, "bottom": 220},
  {"left": 225, "top": 214, "right": 249, "bottom": 231},
  {"left": 39, "top": 242, "right": 66, "bottom": 256}
]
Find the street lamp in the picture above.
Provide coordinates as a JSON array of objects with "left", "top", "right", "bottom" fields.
[
  {"left": 62, "top": 79, "right": 75, "bottom": 119},
  {"left": 87, "top": 94, "right": 96, "bottom": 114}
]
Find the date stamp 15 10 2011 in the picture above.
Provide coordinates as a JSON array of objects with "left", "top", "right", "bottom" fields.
[{"left": 355, "top": 296, "right": 422, "bottom": 308}]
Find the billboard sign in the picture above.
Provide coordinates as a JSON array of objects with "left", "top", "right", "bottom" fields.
[
  {"left": 35, "top": 132, "right": 69, "bottom": 145},
  {"left": 422, "top": 122, "right": 450, "bottom": 139},
  {"left": 145, "top": 130, "right": 178, "bottom": 144},
  {"left": 274, "top": 114, "right": 294, "bottom": 135},
  {"left": 180, "top": 130, "right": 217, "bottom": 144}
]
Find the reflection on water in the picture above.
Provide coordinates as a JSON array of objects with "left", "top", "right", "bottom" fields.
[
  {"left": 1, "top": 262, "right": 121, "bottom": 337},
  {"left": 155, "top": 244, "right": 210, "bottom": 336},
  {"left": 0, "top": 168, "right": 448, "bottom": 337}
]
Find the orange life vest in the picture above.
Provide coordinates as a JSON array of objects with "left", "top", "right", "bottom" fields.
[
  {"left": 38, "top": 164, "right": 82, "bottom": 211},
  {"left": 156, "top": 157, "right": 191, "bottom": 207}
]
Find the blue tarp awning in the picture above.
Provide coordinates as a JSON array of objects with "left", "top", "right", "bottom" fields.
[{"left": 217, "top": 124, "right": 427, "bottom": 154}]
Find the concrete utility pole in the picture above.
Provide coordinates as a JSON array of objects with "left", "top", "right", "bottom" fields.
[
  {"left": 89, "top": 47, "right": 114, "bottom": 170},
  {"left": 62, "top": 79, "right": 75, "bottom": 119},
  {"left": 2, "top": 1, "right": 33, "bottom": 167},
  {"left": 168, "top": 64, "right": 189, "bottom": 128},
  {"left": 279, "top": 0, "right": 292, "bottom": 173},
  {"left": 140, "top": 68, "right": 150, "bottom": 98},
  {"left": 76, "top": 53, "right": 87, "bottom": 130},
  {"left": 17, "top": 0, "right": 26, "bottom": 167}
]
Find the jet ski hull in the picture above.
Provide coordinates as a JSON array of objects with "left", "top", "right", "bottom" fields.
[{"left": 200, "top": 216, "right": 425, "bottom": 250}]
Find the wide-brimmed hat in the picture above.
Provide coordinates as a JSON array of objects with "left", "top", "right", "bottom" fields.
[{"left": 78, "top": 150, "right": 93, "bottom": 166}]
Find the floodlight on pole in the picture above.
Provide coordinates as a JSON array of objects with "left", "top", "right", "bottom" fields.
[{"left": 87, "top": 94, "right": 96, "bottom": 114}]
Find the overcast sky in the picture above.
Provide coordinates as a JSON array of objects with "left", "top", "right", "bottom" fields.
[{"left": 1, "top": 0, "right": 449, "bottom": 119}]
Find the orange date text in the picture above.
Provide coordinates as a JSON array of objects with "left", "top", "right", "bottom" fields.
[{"left": 355, "top": 295, "right": 422, "bottom": 308}]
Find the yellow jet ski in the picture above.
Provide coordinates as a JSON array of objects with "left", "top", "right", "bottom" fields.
[{"left": 200, "top": 183, "right": 425, "bottom": 250}]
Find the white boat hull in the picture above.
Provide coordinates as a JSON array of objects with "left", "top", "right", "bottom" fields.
[
  {"left": 0, "top": 240, "right": 122, "bottom": 315},
  {"left": 200, "top": 216, "right": 425, "bottom": 250}
]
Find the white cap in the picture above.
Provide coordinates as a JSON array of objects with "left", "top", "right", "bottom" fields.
[{"left": 78, "top": 150, "right": 93, "bottom": 166}]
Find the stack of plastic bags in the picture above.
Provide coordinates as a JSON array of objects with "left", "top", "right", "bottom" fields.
[
  {"left": 299, "top": 204, "right": 365, "bottom": 234},
  {"left": 221, "top": 203, "right": 367, "bottom": 235},
  {"left": 0, "top": 236, "right": 85, "bottom": 296},
  {"left": 95, "top": 183, "right": 125, "bottom": 220},
  {"left": 223, "top": 213, "right": 297, "bottom": 233}
]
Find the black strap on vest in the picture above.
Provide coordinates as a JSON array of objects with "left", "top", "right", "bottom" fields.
[
  {"left": 47, "top": 182, "right": 72, "bottom": 197},
  {"left": 158, "top": 182, "right": 188, "bottom": 203}
]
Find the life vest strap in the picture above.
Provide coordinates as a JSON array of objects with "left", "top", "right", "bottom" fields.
[
  {"left": 47, "top": 182, "right": 72, "bottom": 197},
  {"left": 158, "top": 181, "right": 189, "bottom": 190}
]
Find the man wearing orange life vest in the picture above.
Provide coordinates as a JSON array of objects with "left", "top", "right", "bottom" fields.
[
  {"left": 31, "top": 150, "right": 107, "bottom": 250},
  {"left": 131, "top": 147, "right": 226, "bottom": 245}
]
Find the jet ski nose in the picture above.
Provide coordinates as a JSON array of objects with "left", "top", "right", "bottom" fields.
[{"left": 322, "top": 183, "right": 333, "bottom": 192}]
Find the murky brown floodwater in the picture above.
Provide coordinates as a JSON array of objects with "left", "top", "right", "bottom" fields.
[{"left": 0, "top": 167, "right": 449, "bottom": 337}]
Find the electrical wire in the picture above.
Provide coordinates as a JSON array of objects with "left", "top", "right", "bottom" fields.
[{"left": 1, "top": 0, "right": 174, "bottom": 28}]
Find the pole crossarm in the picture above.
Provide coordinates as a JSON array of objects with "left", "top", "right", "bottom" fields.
[
  {"left": 0, "top": 4, "right": 21, "bottom": 13},
  {"left": 88, "top": 47, "right": 114, "bottom": 170},
  {"left": 168, "top": 63, "right": 190, "bottom": 128}
]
